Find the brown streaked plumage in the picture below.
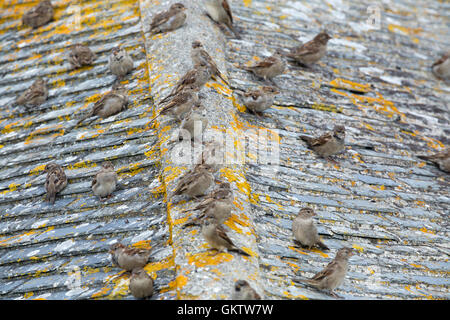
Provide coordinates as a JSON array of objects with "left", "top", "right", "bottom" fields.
[
  {"left": 68, "top": 44, "right": 97, "bottom": 68},
  {"left": 44, "top": 162, "right": 67, "bottom": 205},
  {"left": 22, "top": 0, "right": 54, "bottom": 29},
  {"left": 299, "top": 125, "right": 346, "bottom": 159},
  {"left": 150, "top": 3, "right": 187, "bottom": 35},
  {"left": 15, "top": 78, "right": 48, "bottom": 108}
]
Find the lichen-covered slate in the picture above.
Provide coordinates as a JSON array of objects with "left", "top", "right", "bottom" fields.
[{"left": 0, "top": 0, "right": 449, "bottom": 300}]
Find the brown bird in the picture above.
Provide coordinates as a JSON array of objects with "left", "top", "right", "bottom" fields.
[
  {"left": 418, "top": 148, "right": 450, "bottom": 173},
  {"left": 68, "top": 44, "right": 97, "bottom": 69},
  {"left": 172, "top": 164, "right": 214, "bottom": 199},
  {"left": 22, "top": 0, "right": 54, "bottom": 29},
  {"left": 241, "top": 86, "right": 279, "bottom": 115},
  {"left": 44, "top": 162, "right": 67, "bottom": 205},
  {"left": 129, "top": 268, "right": 154, "bottom": 299},
  {"left": 191, "top": 40, "right": 229, "bottom": 85},
  {"left": 182, "top": 182, "right": 232, "bottom": 228},
  {"left": 299, "top": 125, "right": 346, "bottom": 161},
  {"left": 202, "top": 216, "right": 250, "bottom": 256},
  {"left": 294, "top": 248, "right": 354, "bottom": 298},
  {"left": 431, "top": 52, "right": 450, "bottom": 80},
  {"left": 231, "top": 280, "right": 261, "bottom": 300},
  {"left": 205, "top": 0, "right": 240, "bottom": 39},
  {"left": 15, "top": 78, "right": 48, "bottom": 108},
  {"left": 150, "top": 3, "right": 187, "bottom": 35},
  {"left": 109, "top": 243, "right": 151, "bottom": 272},
  {"left": 292, "top": 208, "right": 329, "bottom": 250},
  {"left": 109, "top": 46, "right": 134, "bottom": 79},
  {"left": 160, "top": 62, "right": 211, "bottom": 104},
  {"left": 150, "top": 85, "right": 200, "bottom": 126},
  {"left": 92, "top": 162, "right": 118, "bottom": 200},
  {"left": 76, "top": 84, "right": 129, "bottom": 127},
  {"left": 284, "top": 31, "right": 332, "bottom": 66},
  {"left": 241, "top": 50, "right": 286, "bottom": 81}
]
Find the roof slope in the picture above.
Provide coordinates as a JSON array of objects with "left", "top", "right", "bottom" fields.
[{"left": 0, "top": 0, "right": 448, "bottom": 300}]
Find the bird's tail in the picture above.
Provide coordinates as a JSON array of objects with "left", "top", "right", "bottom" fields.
[
  {"left": 299, "top": 135, "right": 313, "bottom": 144},
  {"left": 230, "top": 247, "right": 251, "bottom": 257},
  {"left": 317, "top": 240, "right": 329, "bottom": 251}
]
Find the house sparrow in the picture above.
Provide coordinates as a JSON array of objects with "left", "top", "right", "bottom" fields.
[
  {"left": 292, "top": 208, "right": 329, "bottom": 250},
  {"left": 109, "top": 243, "right": 152, "bottom": 271},
  {"left": 191, "top": 40, "right": 229, "bottom": 85},
  {"left": 15, "top": 78, "right": 48, "bottom": 108},
  {"left": 160, "top": 62, "right": 211, "bottom": 104},
  {"left": 109, "top": 46, "right": 134, "bottom": 79},
  {"left": 418, "top": 147, "right": 450, "bottom": 173},
  {"left": 129, "top": 268, "right": 154, "bottom": 299},
  {"left": 241, "top": 50, "right": 286, "bottom": 81},
  {"left": 241, "top": 86, "right": 279, "bottom": 114},
  {"left": 179, "top": 107, "right": 209, "bottom": 142},
  {"left": 231, "top": 280, "right": 261, "bottom": 300},
  {"left": 204, "top": 0, "right": 240, "bottom": 39},
  {"left": 431, "top": 52, "right": 450, "bottom": 80},
  {"left": 22, "top": 0, "right": 54, "bottom": 29},
  {"left": 202, "top": 216, "right": 250, "bottom": 256},
  {"left": 68, "top": 44, "right": 97, "bottom": 68},
  {"left": 283, "top": 31, "right": 332, "bottom": 66},
  {"left": 44, "top": 162, "right": 67, "bottom": 205},
  {"left": 76, "top": 84, "right": 128, "bottom": 126},
  {"left": 172, "top": 164, "right": 214, "bottom": 199},
  {"left": 299, "top": 125, "right": 346, "bottom": 160},
  {"left": 92, "top": 161, "right": 118, "bottom": 200},
  {"left": 182, "top": 182, "right": 232, "bottom": 228},
  {"left": 294, "top": 248, "right": 354, "bottom": 298},
  {"left": 150, "top": 85, "right": 200, "bottom": 126},
  {"left": 149, "top": 3, "right": 187, "bottom": 35}
]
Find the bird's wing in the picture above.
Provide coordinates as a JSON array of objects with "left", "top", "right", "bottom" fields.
[{"left": 222, "top": 0, "right": 233, "bottom": 23}]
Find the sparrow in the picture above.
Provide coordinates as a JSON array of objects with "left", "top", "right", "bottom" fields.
[
  {"left": 76, "top": 84, "right": 129, "bottom": 127},
  {"left": 231, "top": 280, "right": 261, "bottom": 300},
  {"left": 68, "top": 44, "right": 97, "bottom": 69},
  {"left": 240, "top": 86, "right": 279, "bottom": 114},
  {"left": 417, "top": 147, "right": 450, "bottom": 173},
  {"left": 92, "top": 161, "right": 118, "bottom": 200},
  {"left": 292, "top": 208, "right": 329, "bottom": 250},
  {"left": 109, "top": 242, "right": 152, "bottom": 272},
  {"left": 202, "top": 216, "right": 250, "bottom": 256},
  {"left": 191, "top": 40, "right": 229, "bottom": 85},
  {"left": 150, "top": 85, "right": 200, "bottom": 125},
  {"left": 283, "top": 31, "right": 332, "bottom": 66},
  {"left": 160, "top": 61, "right": 211, "bottom": 104},
  {"left": 149, "top": 3, "right": 187, "bottom": 35},
  {"left": 15, "top": 78, "right": 48, "bottom": 108},
  {"left": 204, "top": 0, "right": 240, "bottom": 39},
  {"left": 431, "top": 52, "right": 450, "bottom": 80},
  {"left": 44, "top": 162, "right": 68, "bottom": 205},
  {"left": 179, "top": 107, "right": 209, "bottom": 142},
  {"left": 241, "top": 50, "right": 286, "bottom": 81},
  {"left": 294, "top": 248, "right": 354, "bottom": 298},
  {"left": 22, "top": 0, "right": 54, "bottom": 29},
  {"left": 109, "top": 46, "right": 134, "bottom": 79},
  {"left": 172, "top": 164, "right": 214, "bottom": 199},
  {"left": 129, "top": 268, "right": 154, "bottom": 299},
  {"left": 299, "top": 125, "right": 346, "bottom": 160},
  {"left": 182, "top": 182, "right": 232, "bottom": 228}
]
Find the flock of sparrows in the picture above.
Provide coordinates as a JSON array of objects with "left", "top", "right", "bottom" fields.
[{"left": 15, "top": 0, "right": 449, "bottom": 300}]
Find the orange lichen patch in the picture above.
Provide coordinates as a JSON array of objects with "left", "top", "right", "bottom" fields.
[
  {"left": 419, "top": 227, "right": 436, "bottom": 235},
  {"left": 329, "top": 78, "right": 371, "bottom": 93},
  {"left": 163, "top": 166, "right": 186, "bottom": 184},
  {"left": 118, "top": 162, "right": 144, "bottom": 178},
  {"left": 186, "top": 251, "right": 234, "bottom": 268},
  {"left": 163, "top": 274, "right": 189, "bottom": 293},
  {"left": 352, "top": 244, "right": 365, "bottom": 253},
  {"left": 243, "top": 0, "right": 252, "bottom": 7},
  {"left": 309, "top": 248, "right": 329, "bottom": 258},
  {"left": 420, "top": 136, "right": 444, "bottom": 150},
  {"left": 0, "top": 230, "right": 38, "bottom": 247},
  {"left": 0, "top": 182, "right": 20, "bottom": 195},
  {"left": 173, "top": 216, "right": 189, "bottom": 225},
  {"left": 288, "top": 246, "right": 309, "bottom": 256},
  {"left": 387, "top": 24, "right": 422, "bottom": 36},
  {"left": 370, "top": 185, "right": 385, "bottom": 191},
  {"left": 132, "top": 240, "right": 152, "bottom": 249},
  {"left": 224, "top": 214, "right": 252, "bottom": 236},
  {"left": 67, "top": 160, "right": 96, "bottom": 170},
  {"left": 206, "top": 82, "right": 232, "bottom": 96},
  {"left": 264, "top": 195, "right": 283, "bottom": 209},
  {"left": 220, "top": 167, "right": 252, "bottom": 197}
]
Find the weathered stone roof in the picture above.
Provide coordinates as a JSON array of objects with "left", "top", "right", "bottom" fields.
[{"left": 0, "top": 0, "right": 449, "bottom": 300}]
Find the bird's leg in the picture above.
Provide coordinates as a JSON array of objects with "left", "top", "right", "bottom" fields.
[{"left": 330, "top": 290, "right": 343, "bottom": 299}]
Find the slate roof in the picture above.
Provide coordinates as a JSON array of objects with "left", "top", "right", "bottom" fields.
[{"left": 0, "top": 0, "right": 449, "bottom": 300}]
